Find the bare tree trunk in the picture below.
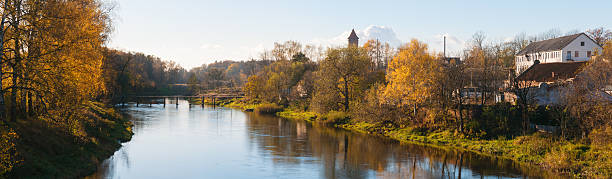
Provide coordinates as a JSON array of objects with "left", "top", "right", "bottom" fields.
[
  {"left": 10, "top": 0, "right": 22, "bottom": 122},
  {"left": 459, "top": 103, "right": 464, "bottom": 133},
  {"left": 0, "top": 0, "right": 9, "bottom": 117},
  {"left": 27, "top": 91, "right": 33, "bottom": 116},
  {"left": 343, "top": 76, "right": 349, "bottom": 112}
]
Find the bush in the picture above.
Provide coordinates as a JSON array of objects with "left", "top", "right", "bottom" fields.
[
  {"left": 0, "top": 127, "right": 19, "bottom": 176},
  {"left": 589, "top": 126, "right": 612, "bottom": 147},
  {"left": 543, "top": 143, "right": 589, "bottom": 174},
  {"left": 320, "top": 111, "right": 350, "bottom": 125},
  {"left": 254, "top": 103, "right": 284, "bottom": 114}
]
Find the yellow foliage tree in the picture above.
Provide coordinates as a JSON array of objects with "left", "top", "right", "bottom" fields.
[
  {"left": 244, "top": 75, "right": 264, "bottom": 101},
  {"left": 1, "top": 0, "right": 110, "bottom": 121},
  {"left": 382, "top": 39, "right": 441, "bottom": 115}
]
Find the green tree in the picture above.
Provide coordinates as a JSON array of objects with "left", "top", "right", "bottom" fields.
[{"left": 312, "top": 47, "right": 371, "bottom": 112}]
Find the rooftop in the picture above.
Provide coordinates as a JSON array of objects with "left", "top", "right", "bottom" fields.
[
  {"left": 516, "top": 61, "right": 588, "bottom": 82},
  {"left": 517, "top": 33, "right": 586, "bottom": 55}
]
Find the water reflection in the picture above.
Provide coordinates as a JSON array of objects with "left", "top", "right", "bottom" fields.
[
  {"left": 244, "top": 112, "right": 562, "bottom": 179},
  {"left": 87, "top": 100, "right": 564, "bottom": 179}
]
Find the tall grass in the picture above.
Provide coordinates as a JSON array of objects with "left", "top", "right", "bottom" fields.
[{"left": 254, "top": 103, "right": 284, "bottom": 114}]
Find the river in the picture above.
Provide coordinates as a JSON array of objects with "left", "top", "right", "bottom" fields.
[{"left": 87, "top": 99, "right": 563, "bottom": 179}]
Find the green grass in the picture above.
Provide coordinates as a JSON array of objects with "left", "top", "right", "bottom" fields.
[
  {"left": 254, "top": 103, "right": 284, "bottom": 114},
  {"left": 277, "top": 110, "right": 318, "bottom": 122},
  {"left": 223, "top": 100, "right": 260, "bottom": 111}
]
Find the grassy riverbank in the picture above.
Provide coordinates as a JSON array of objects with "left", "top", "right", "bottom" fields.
[
  {"left": 222, "top": 100, "right": 611, "bottom": 178},
  {"left": 1, "top": 102, "right": 133, "bottom": 178}
]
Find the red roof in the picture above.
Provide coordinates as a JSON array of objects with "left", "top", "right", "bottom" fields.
[{"left": 516, "top": 61, "right": 588, "bottom": 82}]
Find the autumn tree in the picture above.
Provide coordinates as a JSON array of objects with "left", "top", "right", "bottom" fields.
[
  {"left": 561, "top": 56, "right": 612, "bottom": 138},
  {"left": 437, "top": 58, "right": 469, "bottom": 132},
  {"left": 0, "top": 0, "right": 112, "bottom": 121},
  {"left": 381, "top": 39, "right": 441, "bottom": 118},
  {"left": 242, "top": 42, "right": 317, "bottom": 105},
  {"left": 244, "top": 75, "right": 264, "bottom": 101},
  {"left": 586, "top": 27, "right": 612, "bottom": 46}
]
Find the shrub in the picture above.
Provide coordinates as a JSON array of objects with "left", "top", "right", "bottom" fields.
[
  {"left": 589, "top": 126, "right": 612, "bottom": 147},
  {"left": 254, "top": 103, "right": 284, "bottom": 114},
  {"left": 543, "top": 143, "right": 589, "bottom": 174},
  {"left": 320, "top": 111, "right": 350, "bottom": 125},
  {"left": 0, "top": 127, "right": 19, "bottom": 176}
]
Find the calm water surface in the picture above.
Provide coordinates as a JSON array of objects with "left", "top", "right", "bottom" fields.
[{"left": 87, "top": 100, "right": 563, "bottom": 179}]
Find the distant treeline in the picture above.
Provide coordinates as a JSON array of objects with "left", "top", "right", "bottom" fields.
[{"left": 102, "top": 49, "right": 276, "bottom": 100}]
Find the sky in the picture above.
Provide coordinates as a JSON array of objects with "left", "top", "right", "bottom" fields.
[{"left": 108, "top": 0, "right": 612, "bottom": 69}]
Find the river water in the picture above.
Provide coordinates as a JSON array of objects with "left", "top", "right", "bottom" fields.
[{"left": 87, "top": 100, "right": 563, "bottom": 179}]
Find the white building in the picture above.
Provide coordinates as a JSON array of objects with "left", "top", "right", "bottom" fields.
[{"left": 515, "top": 33, "right": 602, "bottom": 74}]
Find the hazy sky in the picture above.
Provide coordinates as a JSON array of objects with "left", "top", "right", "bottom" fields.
[{"left": 109, "top": 0, "right": 611, "bottom": 69}]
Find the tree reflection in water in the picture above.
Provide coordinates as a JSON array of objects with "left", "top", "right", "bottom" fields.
[{"left": 245, "top": 112, "right": 565, "bottom": 179}]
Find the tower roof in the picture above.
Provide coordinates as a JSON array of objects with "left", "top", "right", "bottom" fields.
[{"left": 348, "top": 29, "right": 359, "bottom": 40}]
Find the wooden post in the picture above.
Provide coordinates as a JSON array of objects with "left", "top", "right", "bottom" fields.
[
  {"left": 189, "top": 97, "right": 192, "bottom": 108},
  {"left": 136, "top": 97, "right": 139, "bottom": 107},
  {"left": 176, "top": 97, "right": 179, "bottom": 108},
  {"left": 163, "top": 98, "right": 166, "bottom": 107},
  {"left": 201, "top": 96, "right": 204, "bottom": 107},
  {"left": 149, "top": 98, "right": 152, "bottom": 107}
]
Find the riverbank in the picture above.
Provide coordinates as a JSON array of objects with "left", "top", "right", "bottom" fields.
[
  {"left": 1, "top": 101, "right": 133, "bottom": 178},
  {"left": 223, "top": 100, "right": 611, "bottom": 178}
]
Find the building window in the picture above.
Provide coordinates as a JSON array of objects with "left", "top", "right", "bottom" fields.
[
  {"left": 567, "top": 51, "right": 571, "bottom": 59},
  {"left": 581, "top": 42, "right": 585, "bottom": 46},
  {"left": 587, "top": 51, "right": 592, "bottom": 57},
  {"left": 575, "top": 51, "right": 579, "bottom": 57}
]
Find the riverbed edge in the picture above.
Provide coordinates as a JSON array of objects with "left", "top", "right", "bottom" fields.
[{"left": 3, "top": 101, "right": 134, "bottom": 178}]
